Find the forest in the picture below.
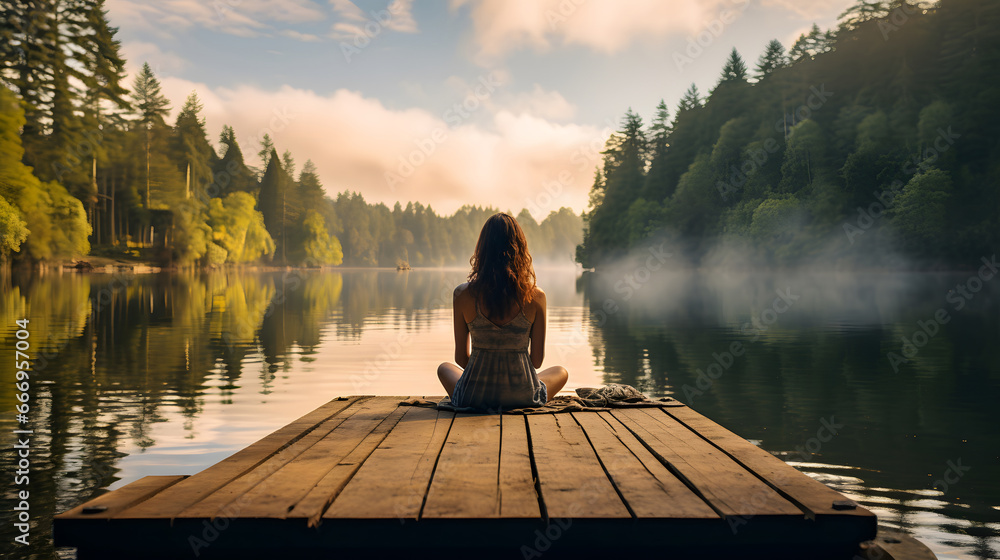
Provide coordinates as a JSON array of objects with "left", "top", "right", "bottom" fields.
[
  {"left": 577, "top": 0, "right": 1000, "bottom": 270},
  {"left": 0, "top": 1, "right": 582, "bottom": 268}
]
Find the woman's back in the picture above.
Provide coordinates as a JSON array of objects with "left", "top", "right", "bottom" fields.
[
  {"left": 467, "top": 298, "right": 532, "bottom": 351},
  {"left": 450, "top": 296, "right": 546, "bottom": 410}
]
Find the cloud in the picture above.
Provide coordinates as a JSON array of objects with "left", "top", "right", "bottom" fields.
[
  {"left": 454, "top": 0, "right": 747, "bottom": 60},
  {"left": 156, "top": 78, "right": 605, "bottom": 220},
  {"left": 121, "top": 41, "right": 189, "bottom": 78},
  {"left": 106, "top": 0, "right": 326, "bottom": 39},
  {"left": 329, "top": 0, "right": 418, "bottom": 40},
  {"left": 280, "top": 29, "right": 323, "bottom": 42},
  {"left": 501, "top": 85, "right": 577, "bottom": 121},
  {"left": 759, "top": 0, "right": 854, "bottom": 20}
]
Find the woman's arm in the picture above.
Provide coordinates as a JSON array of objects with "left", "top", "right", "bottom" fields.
[
  {"left": 529, "top": 289, "right": 546, "bottom": 369},
  {"left": 453, "top": 284, "right": 471, "bottom": 368}
]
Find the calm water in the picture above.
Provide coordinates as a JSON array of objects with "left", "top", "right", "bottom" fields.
[{"left": 0, "top": 266, "right": 998, "bottom": 559}]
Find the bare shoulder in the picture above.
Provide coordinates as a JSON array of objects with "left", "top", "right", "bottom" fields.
[
  {"left": 453, "top": 282, "right": 470, "bottom": 299},
  {"left": 530, "top": 286, "right": 546, "bottom": 308}
]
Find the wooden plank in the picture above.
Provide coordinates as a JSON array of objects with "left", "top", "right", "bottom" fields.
[
  {"left": 323, "top": 407, "right": 453, "bottom": 520},
  {"left": 572, "top": 412, "right": 719, "bottom": 519},
  {"left": 179, "top": 396, "right": 407, "bottom": 519},
  {"left": 665, "top": 406, "right": 875, "bottom": 520},
  {"left": 422, "top": 413, "right": 502, "bottom": 518},
  {"left": 526, "top": 414, "right": 630, "bottom": 519},
  {"left": 118, "top": 396, "right": 364, "bottom": 519},
  {"left": 291, "top": 397, "right": 412, "bottom": 526},
  {"left": 56, "top": 476, "right": 187, "bottom": 520},
  {"left": 611, "top": 408, "right": 803, "bottom": 518},
  {"left": 498, "top": 414, "right": 540, "bottom": 518}
]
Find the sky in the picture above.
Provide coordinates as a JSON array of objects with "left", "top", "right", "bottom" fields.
[{"left": 105, "top": 0, "right": 855, "bottom": 220}]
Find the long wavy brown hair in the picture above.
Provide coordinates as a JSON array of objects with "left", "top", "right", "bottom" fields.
[{"left": 467, "top": 212, "right": 536, "bottom": 320}]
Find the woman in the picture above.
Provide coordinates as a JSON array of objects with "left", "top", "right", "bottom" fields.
[{"left": 437, "top": 212, "right": 569, "bottom": 410}]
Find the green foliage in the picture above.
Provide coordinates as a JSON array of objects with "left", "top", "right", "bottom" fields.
[
  {"left": 0, "top": 85, "right": 90, "bottom": 261},
  {"left": 213, "top": 125, "right": 258, "bottom": 197},
  {"left": 889, "top": 168, "right": 952, "bottom": 249},
  {"left": 1, "top": 3, "right": 583, "bottom": 269},
  {"left": 208, "top": 192, "right": 275, "bottom": 263},
  {"left": 577, "top": 0, "right": 1000, "bottom": 269},
  {"left": 0, "top": 196, "right": 28, "bottom": 257},
  {"left": 718, "top": 48, "right": 749, "bottom": 84},
  {"left": 300, "top": 210, "right": 344, "bottom": 266},
  {"left": 207, "top": 242, "right": 228, "bottom": 266},
  {"left": 754, "top": 40, "right": 788, "bottom": 80},
  {"left": 750, "top": 196, "right": 801, "bottom": 240}
]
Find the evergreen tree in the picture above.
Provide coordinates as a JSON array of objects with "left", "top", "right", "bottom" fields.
[
  {"left": 213, "top": 125, "right": 258, "bottom": 197},
  {"left": 257, "top": 148, "right": 291, "bottom": 263},
  {"left": 643, "top": 99, "right": 673, "bottom": 201},
  {"left": 677, "top": 83, "right": 702, "bottom": 112},
  {"left": 282, "top": 150, "right": 296, "bottom": 179},
  {"left": 718, "top": 47, "right": 749, "bottom": 84},
  {"left": 838, "top": 0, "right": 889, "bottom": 32},
  {"left": 171, "top": 92, "right": 216, "bottom": 199},
  {"left": 754, "top": 39, "right": 788, "bottom": 80},
  {"left": 131, "top": 62, "right": 170, "bottom": 212},
  {"left": 258, "top": 133, "right": 275, "bottom": 172},
  {"left": 789, "top": 24, "right": 835, "bottom": 63}
]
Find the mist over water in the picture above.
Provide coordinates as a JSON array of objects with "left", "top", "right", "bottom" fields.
[{"left": 581, "top": 255, "right": 1000, "bottom": 560}]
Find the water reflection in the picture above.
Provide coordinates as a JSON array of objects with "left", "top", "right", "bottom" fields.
[
  {"left": 581, "top": 268, "right": 1000, "bottom": 559},
  {"left": 0, "top": 267, "right": 995, "bottom": 559}
]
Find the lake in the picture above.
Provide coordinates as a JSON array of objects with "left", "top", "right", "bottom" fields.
[{"left": 0, "top": 266, "right": 997, "bottom": 559}]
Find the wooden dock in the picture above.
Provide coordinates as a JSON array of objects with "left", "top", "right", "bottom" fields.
[{"left": 55, "top": 396, "right": 878, "bottom": 559}]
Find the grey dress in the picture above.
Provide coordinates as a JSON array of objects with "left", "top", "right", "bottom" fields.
[{"left": 450, "top": 299, "right": 548, "bottom": 411}]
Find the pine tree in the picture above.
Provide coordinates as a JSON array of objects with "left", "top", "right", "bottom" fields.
[
  {"left": 257, "top": 148, "right": 291, "bottom": 263},
  {"left": 789, "top": 24, "right": 835, "bottom": 63},
  {"left": 754, "top": 39, "right": 788, "bottom": 80},
  {"left": 677, "top": 83, "right": 702, "bottom": 112},
  {"left": 642, "top": 99, "right": 673, "bottom": 201},
  {"left": 718, "top": 47, "right": 749, "bottom": 84},
  {"left": 213, "top": 125, "right": 258, "bottom": 196},
  {"left": 838, "top": 0, "right": 889, "bottom": 32},
  {"left": 171, "top": 92, "right": 215, "bottom": 200},
  {"left": 297, "top": 160, "right": 326, "bottom": 215},
  {"left": 581, "top": 109, "right": 647, "bottom": 261},
  {"left": 281, "top": 150, "right": 296, "bottom": 179},
  {"left": 258, "top": 133, "right": 275, "bottom": 172},
  {"left": 131, "top": 62, "right": 170, "bottom": 212}
]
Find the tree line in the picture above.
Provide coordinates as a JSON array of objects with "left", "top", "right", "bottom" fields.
[
  {"left": 577, "top": 0, "right": 1000, "bottom": 269},
  {"left": 0, "top": 0, "right": 581, "bottom": 268}
]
